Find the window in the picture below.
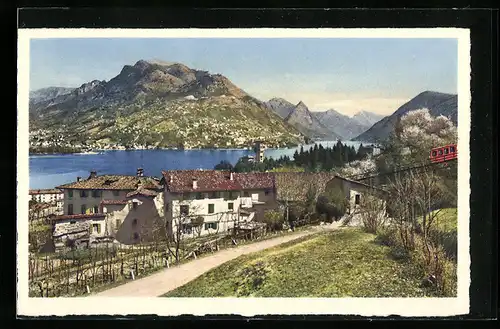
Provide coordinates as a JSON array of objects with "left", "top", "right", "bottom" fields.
[
  {"left": 355, "top": 194, "right": 361, "bottom": 205},
  {"left": 227, "top": 192, "right": 234, "bottom": 200},
  {"left": 93, "top": 206, "right": 99, "bottom": 214},
  {"left": 68, "top": 190, "right": 73, "bottom": 199},
  {"left": 228, "top": 202, "right": 234, "bottom": 210},
  {"left": 431, "top": 151, "right": 437, "bottom": 157},
  {"left": 68, "top": 204, "right": 73, "bottom": 215},
  {"left": 450, "top": 146, "right": 455, "bottom": 153},
  {"left": 205, "top": 222, "right": 218, "bottom": 230},
  {"left": 208, "top": 204, "right": 215, "bottom": 214},
  {"left": 113, "top": 190, "right": 119, "bottom": 196},
  {"left": 115, "top": 219, "right": 121, "bottom": 228},
  {"left": 132, "top": 202, "right": 138, "bottom": 210},
  {"left": 438, "top": 149, "right": 443, "bottom": 156},
  {"left": 70, "top": 220, "right": 76, "bottom": 224},
  {"left": 243, "top": 191, "right": 249, "bottom": 197},
  {"left": 210, "top": 191, "right": 218, "bottom": 199},
  {"left": 133, "top": 232, "right": 139, "bottom": 240},
  {"left": 80, "top": 190, "right": 88, "bottom": 198},
  {"left": 132, "top": 218, "right": 138, "bottom": 227},
  {"left": 444, "top": 148, "right": 449, "bottom": 155},
  {"left": 165, "top": 203, "right": 169, "bottom": 212},
  {"left": 81, "top": 204, "right": 86, "bottom": 214},
  {"left": 92, "top": 223, "right": 101, "bottom": 234},
  {"left": 91, "top": 190, "right": 101, "bottom": 198},
  {"left": 180, "top": 205, "right": 189, "bottom": 216},
  {"left": 264, "top": 189, "right": 270, "bottom": 196},
  {"left": 196, "top": 192, "right": 203, "bottom": 200}
]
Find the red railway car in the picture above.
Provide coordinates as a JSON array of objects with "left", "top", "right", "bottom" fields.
[{"left": 429, "top": 144, "right": 458, "bottom": 163}]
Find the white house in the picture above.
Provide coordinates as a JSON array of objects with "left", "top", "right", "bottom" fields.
[
  {"left": 161, "top": 170, "right": 275, "bottom": 238},
  {"left": 29, "top": 188, "right": 64, "bottom": 209},
  {"left": 54, "top": 169, "right": 165, "bottom": 246}
]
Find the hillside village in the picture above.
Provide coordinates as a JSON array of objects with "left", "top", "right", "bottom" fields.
[
  {"left": 27, "top": 59, "right": 459, "bottom": 299},
  {"left": 29, "top": 60, "right": 458, "bottom": 154},
  {"left": 28, "top": 106, "right": 458, "bottom": 298}
]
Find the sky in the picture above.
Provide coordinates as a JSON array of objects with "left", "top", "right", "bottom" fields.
[{"left": 29, "top": 38, "right": 458, "bottom": 116}]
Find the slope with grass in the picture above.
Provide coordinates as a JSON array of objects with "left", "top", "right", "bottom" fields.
[
  {"left": 420, "top": 208, "right": 458, "bottom": 259},
  {"left": 164, "top": 228, "right": 437, "bottom": 297}
]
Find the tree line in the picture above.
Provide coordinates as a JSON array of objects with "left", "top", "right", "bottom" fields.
[
  {"left": 292, "top": 141, "right": 371, "bottom": 171},
  {"left": 214, "top": 141, "right": 372, "bottom": 173}
]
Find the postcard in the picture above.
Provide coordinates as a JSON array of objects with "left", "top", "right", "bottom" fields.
[{"left": 17, "top": 27, "right": 470, "bottom": 317}]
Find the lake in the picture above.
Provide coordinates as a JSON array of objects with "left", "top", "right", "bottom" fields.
[{"left": 29, "top": 140, "right": 367, "bottom": 189}]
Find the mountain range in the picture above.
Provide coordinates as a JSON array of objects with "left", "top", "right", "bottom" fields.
[
  {"left": 352, "top": 91, "right": 458, "bottom": 142},
  {"left": 29, "top": 60, "right": 307, "bottom": 151},
  {"left": 29, "top": 59, "right": 458, "bottom": 151},
  {"left": 312, "top": 109, "right": 383, "bottom": 140},
  {"left": 264, "top": 98, "right": 383, "bottom": 140}
]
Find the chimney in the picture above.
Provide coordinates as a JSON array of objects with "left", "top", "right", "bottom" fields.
[
  {"left": 192, "top": 178, "right": 198, "bottom": 189},
  {"left": 137, "top": 168, "right": 144, "bottom": 177},
  {"left": 77, "top": 177, "right": 82, "bottom": 182},
  {"left": 230, "top": 172, "right": 234, "bottom": 181},
  {"left": 89, "top": 171, "right": 97, "bottom": 179}
]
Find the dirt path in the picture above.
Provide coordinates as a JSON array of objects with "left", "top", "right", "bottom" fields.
[{"left": 92, "top": 223, "right": 341, "bottom": 297}]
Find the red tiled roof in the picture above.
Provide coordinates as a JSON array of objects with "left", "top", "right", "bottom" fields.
[
  {"left": 100, "top": 199, "right": 129, "bottom": 205},
  {"left": 29, "top": 189, "right": 63, "bottom": 195},
  {"left": 234, "top": 172, "right": 274, "bottom": 190},
  {"left": 126, "top": 188, "right": 159, "bottom": 198},
  {"left": 56, "top": 175, "right": 162, "bottom": 191},
  {"left": 162, "top": 170, "right": 242, "bottom": 193},
  {"left": 273, "top": 172, "right": 337, "bottom": 202},
  {"left": 54, "top": 213, "right": 106, "bottom": 221}
]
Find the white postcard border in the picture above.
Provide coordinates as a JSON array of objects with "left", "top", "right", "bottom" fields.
[{"left": 17, "top": 28, "right": 471, "bottom": 317}]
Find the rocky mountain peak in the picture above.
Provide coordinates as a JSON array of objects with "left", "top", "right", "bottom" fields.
[{"left": 296, "top": 100, "right": 307, "bottom": 108}]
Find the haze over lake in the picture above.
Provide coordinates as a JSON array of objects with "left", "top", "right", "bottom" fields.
[{"left": 29, "top": 141, "right": 367, "bottom": 189}]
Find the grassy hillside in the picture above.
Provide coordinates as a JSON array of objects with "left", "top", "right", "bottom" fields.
[
  {"left": 418, "top": 208, "right": 458, "bottom": 259},
  {"left": 163, "top": 228, "right": 439, "bottom": 297}
]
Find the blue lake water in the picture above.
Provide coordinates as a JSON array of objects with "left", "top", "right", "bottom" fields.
[{"left": 29, "top": 141, "right": 367, "bottom": 189}]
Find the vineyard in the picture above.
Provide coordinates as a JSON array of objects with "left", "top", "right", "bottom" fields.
[{"left": 28, "top": 226, "right": 280, "bottom": 297}]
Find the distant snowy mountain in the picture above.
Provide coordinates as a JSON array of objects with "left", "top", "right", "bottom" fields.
[
  {"left": 351, "top": 110, "right": 385, "bottom": 127},
  {"left": 284, "top": 101, "right": 341, "bottom": 140},
  {"left": 312, "top": 109, "right": 370, "bottom": 140}
]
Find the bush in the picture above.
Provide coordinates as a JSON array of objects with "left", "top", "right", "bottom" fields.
[
  {"left": 316, "top": 195, "right": 345, "bottom": 222},
  {"left": 429, "top": 229, "right": 457, "bottom": 260},
  {"left": 263, "top": 210, "right": 285, "bottom": 232},
  {"left": 374, "top": 226, "right": 398, "bottom": 247},
  {"left": 375, "top": 226, "right": 456, "bottom": 297},
  {"left": 413, "top": 236, "right": 457, "bottom": 296},
  {"left": 358, "top": 195, "right": 387, "bottom": 233}
]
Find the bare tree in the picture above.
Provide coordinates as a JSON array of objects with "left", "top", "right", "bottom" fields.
[
  {"left": 358, "top": 193, "right": 387, "bottom": 233},
  {"left": 386, "top": 171, "right": 419, "bottom": 251}
]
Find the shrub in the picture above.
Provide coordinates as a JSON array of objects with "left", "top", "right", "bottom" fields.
[
  {"left": 263, "top": 210, "right": 285, "bottom": 232},
  {"left": 316, "top": 195, "right": 345, "bottom": 222},
  {"left": 428, "top": 229, "right": 457, "bottom": 260},
  {"left": 413, "top": 236, "right": 456, "bottom": 296},
  {"left": 358, "top": 194, "right": 387, "bottom": 233},
  {"left": 374, "top": 226, "right": 398, "bottom": 247}
]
